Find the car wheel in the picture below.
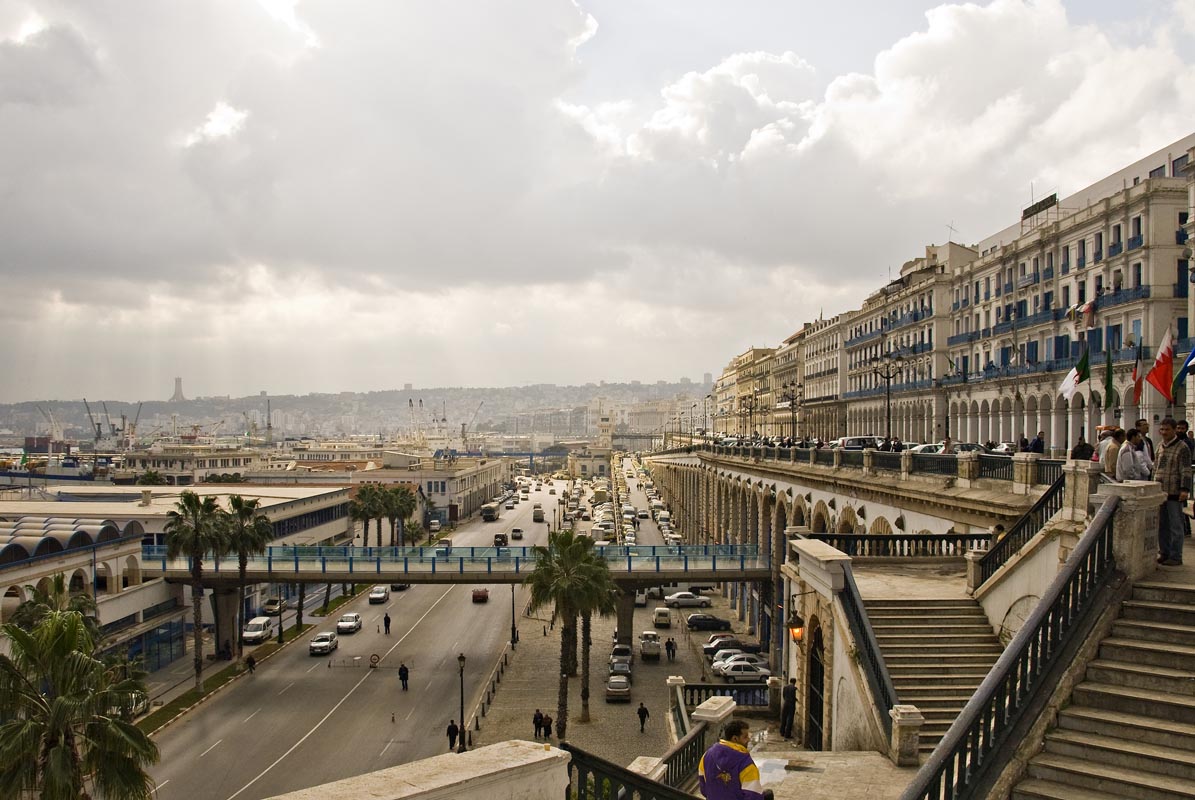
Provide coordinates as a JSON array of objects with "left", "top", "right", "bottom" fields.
[{"left": 701, "top": 600, "right": 711, "bottom": 608}]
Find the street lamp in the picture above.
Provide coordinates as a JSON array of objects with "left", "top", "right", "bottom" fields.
[
  {"left": 741, "top": 393, "right": 759, "bottom": 438},
  {"left": 457, "top": 653, "right": 467, "bottom": 752},
  {"left": 691, "top": 403, "right": 697, "bottom": 438},
  {"left": 780, "top": 382, "right": 803, "bottom": 439},
  {"left": 510, "top": 585, "right": 518, "bottom": 650},
  {"left": 872, "top": 350, "right": 906, "bottom": 440}
]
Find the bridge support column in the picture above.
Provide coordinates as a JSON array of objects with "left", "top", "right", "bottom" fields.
[
  {"left": 212, "top": 586, "right": 240, "bottom": 658},
  {"left": 615, "top": 591, "right": 636, "bottom": 646}
]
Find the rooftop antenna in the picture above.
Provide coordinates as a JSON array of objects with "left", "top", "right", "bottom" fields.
[
  {"left": 946, "top": 221, "right": 958, "bottom": 242},
  {"left": 266, "top": 397, "right": 273, "bottom": 444}
]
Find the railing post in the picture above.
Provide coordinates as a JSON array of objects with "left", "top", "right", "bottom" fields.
[
  {"left": 1011, "top": 452, "right": 1038, "bottom": 495},
  {"left": 1093, "top": 480, "right": 1166, "bottom": 581},
  {"left": 965, "top": 548, "right": 985, "bottom": 594},
  {"left": 900, "top": 449, "right": 912, "bottom": 481},
  {"left": 1061, "top": 459, "right": 1104, "bottom": 522},
  {"left": 832, "top": 449, "right": 842, "bottom": 469},
  {"left": 889, "top": 705, "right": 925, "bottom": 767},
  {"left": 862, "top": 448, "right": 875, "bottom": 476},
  {"left": 956, "top": 451, "right": 979, "bottom": 488},
  {"left": 690, "top": 695, "right": 736, "bottom": 732}
]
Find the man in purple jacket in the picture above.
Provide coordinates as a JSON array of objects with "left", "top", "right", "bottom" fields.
[{"left": 698, "top": 720, "right": 772, "bottom": 800}]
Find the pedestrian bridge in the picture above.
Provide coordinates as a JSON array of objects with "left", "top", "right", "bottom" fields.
[{"left": 140, "top": 543, "right": 771, "bottom": 586}]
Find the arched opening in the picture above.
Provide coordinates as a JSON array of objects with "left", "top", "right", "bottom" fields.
[
  {"left": 806, "top": 623, "right": 826, "bottom": 751},
  {"left": 124, "top": 555, "right": 142, "bottom": 588}
]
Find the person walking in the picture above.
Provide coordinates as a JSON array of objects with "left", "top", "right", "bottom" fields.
[
  {"left": 533, "top": 709, "right": 544, "bottom": 739},
  {"left": 447, "top": 720, "right": 459, "bottom": 751},
  {"left": 668, "top": 638, "right": 678, "bottom": 661},
  {"left": 541, "top": 714, "right": 553, "bottom": 739},
  {"left": 398, "top": 662, "right": 409, "bottom": 691},
  {"left": 245, "top": 654, "right": 256, "bottom": 675},
  {"left": 1029, "top": 431, "right": 1045, "bottom": 454},
  {"left": 1152, "top": 418, "right": 1191, "bottom": 566},
  {"left": 383, "top": 612, "right": 391, "bottom": 635},
  {"left": 779, "top": 678, "right": 797, "bottom": 739},
  {"left": 637, "top": 703, "right": 650, "bottom": 733},
  {"left": 699, "top": 720, "right": 771, "bottom": 800}
]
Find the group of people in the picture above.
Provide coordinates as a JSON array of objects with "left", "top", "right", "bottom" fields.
[
  {"left": 531, "top": 709, "right": 555, "bottom": 740},
  {"left": 1071, "top": 417, "right": 1193, "bottom": 566}
]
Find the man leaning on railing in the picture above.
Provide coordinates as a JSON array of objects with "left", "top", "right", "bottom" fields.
[{"left": 698, "top": 720, "right": 773, "bottom": 800}]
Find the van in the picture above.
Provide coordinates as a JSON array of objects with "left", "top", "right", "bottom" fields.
[
  {"left": 434, "top": 537, "right": 453, "bottom": 556},
  {"left": 634, "top": 588, "right": 648, "bottom": 607},
  {"left": 657, "top": 511, "right": 671, "bottom": 527},
  {"left": 652, "top": 607, "right": 672, "bottom": 628},
  {"left": 242, "top": 616, "right": 275, "bottom": 644}
]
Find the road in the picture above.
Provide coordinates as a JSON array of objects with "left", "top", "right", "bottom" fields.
[{"left": 148, "top": 478, "right": 563, "bottom": 800}]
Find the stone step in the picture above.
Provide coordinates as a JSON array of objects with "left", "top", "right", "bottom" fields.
[
  {"left": 877, "top": 642, "right": 1003, "bottom": 655},
  {"left": 1072, "top": 682, "right": 1195, "bottom": 725},
  {"left": 875, "top": 632, "right": 1001, "bottom": 645},
  {"left": 864, "top": 599, "right": 981, "bottom": 609},
  {"left": 889, "top": 696, "right": 970, "bottom": 710},
  {"left": 1099, "top": 637, "right": 1195, "bottom": 671},
  {"left": 1013, "top": 778, "right": 1141, "bottom": 800},
  {"left": 1121, "top": 599, "right": 1195, "bottom": 627},
  {"left": 867, "top": 614, "right": 989, "bottom": 627},
  {"left": 1085, "top": 660, "right": 1195, "bottom": 696},
  {"left": 887, "top": 667, "right": 992, "bottom": 680},
  {"left": 1132, "top": 581, "right": 1195, "bottom": 606},
  {"left": 1027, "top": 753, "right": 1195, "bottom": 800},
  {"left": 1058, "top": 706, "right": 1195, "bottom": 753},
  {"left": 1111, "top": 618, "right": 1195, "bottom": 648},
  {"left": 1043, "top": 729, "right": 1195, "bottom": 782}
]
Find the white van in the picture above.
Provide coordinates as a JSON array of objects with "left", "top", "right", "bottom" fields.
[
  {"left": 652, "top": 607, "right": 672, "bottom": 628},
  {"left": 242, "top": 616, "right": 275, "bottom": 644},
  {"left": 657, "top": 511, "right": 672, "bottom": 527}
]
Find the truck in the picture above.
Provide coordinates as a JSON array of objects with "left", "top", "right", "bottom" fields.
[
  {"left": 639, "top": 630, "right": 662, "bottom": 661},
  {"left": 591, "top": 487, "right": 609, "bottom": 505}
]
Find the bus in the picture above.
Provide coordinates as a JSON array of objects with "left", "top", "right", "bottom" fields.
[{"left": 480, "top": 502, "right": 501, "bottom": 522}]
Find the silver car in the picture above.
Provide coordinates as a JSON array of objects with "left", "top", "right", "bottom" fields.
[{"left": 309, "top": 631, "right": 339, "bottom": 655}]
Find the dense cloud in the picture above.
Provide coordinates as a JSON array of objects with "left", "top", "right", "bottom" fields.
[{"left": 0, "top": 0, "right": 1191, "bottom": 400}]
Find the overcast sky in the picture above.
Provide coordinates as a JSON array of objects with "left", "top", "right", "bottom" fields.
[{"left": 2, "top": 0, "right": 1193, "bottom": 402}]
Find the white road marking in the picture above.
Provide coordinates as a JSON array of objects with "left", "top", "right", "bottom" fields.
[
  {"left": 154, "top": 780, "right": 170, "bottom": 793},
  {"left": 425, "top": 681, "right": 434, "bottom": 691},
  {"left": 243, "top": 710, "right": 260, "bottom": 724},
  {"left": 306, "top": 662, "right": 321, "bottom": 673},
  {"left": 200, "top": 740, "right": 223, "bottom": 758},
  {"left": 278, "top": 682, "right": 295, "bottom": 696},
  {"left": 380, "top": 741, "right": 392, "bottom": 757},
  {"left": 405, "top": 707, "right": 416, "bottom": 720},
  {"left": 226, "top": 586, "right": 456, "bottom": 800}
]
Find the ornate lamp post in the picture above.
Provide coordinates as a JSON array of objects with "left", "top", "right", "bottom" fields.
[
  {"left": 872, "top": 351, "right": 906, "bottom": 440},
  {"left": 457, "top": 653, "right": 467, "bottom": 752},
  {"left": 779, "top": 382, "right": 803, "bottom": 439}
]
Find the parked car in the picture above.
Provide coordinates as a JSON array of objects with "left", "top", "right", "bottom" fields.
[
  {"left": 711, "top": 653, "right": 769, "bottom": 673},
  {"left": 428, "top": 519, "right": 442, "bottom": 533},
  {"left": 308, "top": 631, "right": 339, "bottom": 655},
  {"left": 368, "top": 585, "right": 389, "bottom": 604},
  {"left": 687, "top": 613, "right": 733, "bottom": 631},
  {"left": 605, "top": 674, "right": 632, "bottom": 702},
  {"left": 664, "top": 591, "right": 711, "bottom": 608},
  {"left": 472, "top": 588, "right": 490, "bottom": 603},
  {"left": 390, "top": 583, "right": 411, "bottom": 591},
  {"left": 721, "top": 662, "right": 772, "bottom": 683},
  {"left": 511, "top": 528, "right": 524, "bottom": 540},
  {"left": 262, "top": 597, "right": 286, "bottom": 616},
  {"left": 702, "top": 637, "right": 763, "bottom": 657},
  {"left": 709, "top": 647, "right": 745, "bottom": 664},
  {"left": 336, "top": 612, "right": 363, "bottom": 634},
  {"left": 610, "top": 643, "right": 634, "bottom": 665},
  {"left": 608, "top": 660, "right": 633, "bottom": 681},
  {"left": 505, "top": 501, "right": 514, "bottom": 509}
]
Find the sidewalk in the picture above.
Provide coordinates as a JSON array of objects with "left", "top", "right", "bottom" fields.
[{"left": 472, "top": 589, "right": 770, "bottom": 769}]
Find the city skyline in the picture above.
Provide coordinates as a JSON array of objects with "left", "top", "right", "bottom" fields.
[{"left": 3, "top": 0, "right": 1193, "bottom": 401}]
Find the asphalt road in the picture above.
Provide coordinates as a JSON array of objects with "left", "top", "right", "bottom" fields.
[{"left": 148, "top": 479, "right": 563, "bottom": 800}]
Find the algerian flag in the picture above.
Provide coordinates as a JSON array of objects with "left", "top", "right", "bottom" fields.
[
  {"left": 1104, "top": 345, "right": 1114, "bottom": 410},
  {"left": 1060, "top": 347, "right": 1090, "bottom": 401}
]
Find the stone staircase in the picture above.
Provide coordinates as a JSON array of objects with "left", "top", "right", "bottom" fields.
[
  {"left": 863, "top": 598, "right": 1003, "bottom": 753},
  {"left": 1012, "top": 580, "right": 1195, "bottom": 800}
]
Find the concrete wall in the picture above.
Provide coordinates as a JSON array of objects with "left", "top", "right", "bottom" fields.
[
  {"left": 830, "top": 605, "right": 883, "bottom": 751},
  {"left": 973, "top": 526, "right": 1067, "bottom": 644}
]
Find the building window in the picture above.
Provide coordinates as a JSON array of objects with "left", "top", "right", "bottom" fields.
[
  {"left": 1174, "top": 154, "right": 1189, "bottom": 174},
  {"left": 1149, "top": 165, "right": 1166, "bottom": 179},
  {"left": 1112, "top": 224, "right": 1122, "bottom": 244}
]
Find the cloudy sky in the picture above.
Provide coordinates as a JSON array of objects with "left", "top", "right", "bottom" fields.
[{"left": 2, "top": 0, "right": 1193, "bottom": 402}]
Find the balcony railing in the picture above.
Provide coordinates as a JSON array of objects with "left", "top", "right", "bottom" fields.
[
  {"left": 911, "top": 454, "right": 958, "bottom": 476},
  {"left": 1042, "top": 266, "right": 1054, "bottom": 280},
  {"left": 1096, "top": 285, "right": 1151, "bottom": 309},
  {"left": 1107, "top": 241, "right": 1123, "bottom": 257},
  {"left": 1178, "top": 230, "right": 1189, "bottom": 245},
  {"left": 1015, "top": 273, "right": 1039, "bottom": 289},
  {"left": 1127, "top": 234, "right": 1143, "bottom": 250},
  {"left": 1077, "top": 255, "right": 1086, "bottom": 268},
  {"left": 872, "top": 452, "right": 903, "bottom": 471},
  {"left": 812, "top": 532, "right": 991, "bottom": 558},
  {"left": 977, "top": 454, "right": 1013, "bottom": 480},
  {"left": 562, "top": 742, "right": 695, "bottom": 800},
  {"left": 1093, "top": 248, "right": 1103, "bottom": 263},
  {"left": 1060, "top": 261, "right": 1070, "bottom": 275},
  {"left": 845, "top": 329, "right": 884, "bottom": 348},
  {"left": 947, "top": 331, "right": 980, "bottom": 346},
  {"left": 1003, "top": 282, "right": 1013, "bottom": 294},
  {"left": 1179, "top": 282, "right": 1191, "bottom": 299}
]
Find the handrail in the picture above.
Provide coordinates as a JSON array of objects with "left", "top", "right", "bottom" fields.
[
  {"left": 900, "top": 495, "right": 1119, "bottom": 800},
  {"left": 839, "top": 563, "right": 898, "bottom": 738},
  {"left": 657, "top": 720, "right": 710, "bottom": 788},
  {"left": 977, "top": 473, "right": 1065, "bottom": 585},
  {"left": 560, "top": 741, "right": 696, "bottom": 800}
]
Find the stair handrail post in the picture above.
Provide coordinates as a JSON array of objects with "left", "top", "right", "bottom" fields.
[
  {"left": 1092, "top": 479, "right": 1166, "bottom": 580},
  {"left": 1060, "top": 458, "right": 1104, "bottom": 523}
]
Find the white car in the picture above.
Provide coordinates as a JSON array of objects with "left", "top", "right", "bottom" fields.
[
  {"left": 368, "top": 585, "right": 389, "bottom": 604},
  {"left": 711, "top": 653, "right": 769, "bottom": 673},
  {"left": 309, "top": 631, "right": 339, "bottom": 655},
  {"left": 664, "top": 591, "right": 711, "bottom": 608},
  {"left": 721, "top": 662, "right": 772, "bottom": 683},
  {"left": 336, "top": 612, "right": 363, "bottom": 634}
]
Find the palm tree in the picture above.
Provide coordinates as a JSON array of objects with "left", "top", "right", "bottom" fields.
[
  {"left": 351, "top": 485, "right": 386, "bottom": 547},
  {"left": 10, "top": 573, "right": 102, "bottom": 642},
  {"left": 136, "top": 470, "right": 165, "bottom": 486},
  {"left": 224, "top": 496, "right": 274, "bottom": 660},
  {"left": 524, "top": 529, "right": 611, "bottom": 740},
  {"left": 383, "top": 486, "right": 417, "bottom": 547},
  {"left": 0, "top": 610, "right": 160, "bottom": 799},
  {"left": 165, "top": 491, "right": 226, "bottom": 693},
  {"left": 579, "top": 582, "right": 619, "bottom": 723}
]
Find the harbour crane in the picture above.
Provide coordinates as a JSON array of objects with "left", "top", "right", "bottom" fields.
[
  {"left": 83, "top": 399, "right": 103, "bottom": 441},
  {"left": 462, "top": 400, "right": 484, "bottom": 453}
]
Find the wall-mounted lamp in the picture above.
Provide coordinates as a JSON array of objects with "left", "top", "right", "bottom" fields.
[
  {"left": 857, "top": 505, "right": 866, "bottom": 520},
  {"left": 828, "top": 498, "right": 837, "bottom": 510},
  {"left": 787, "top": 590, "right": 818, "bottom": 644}
]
